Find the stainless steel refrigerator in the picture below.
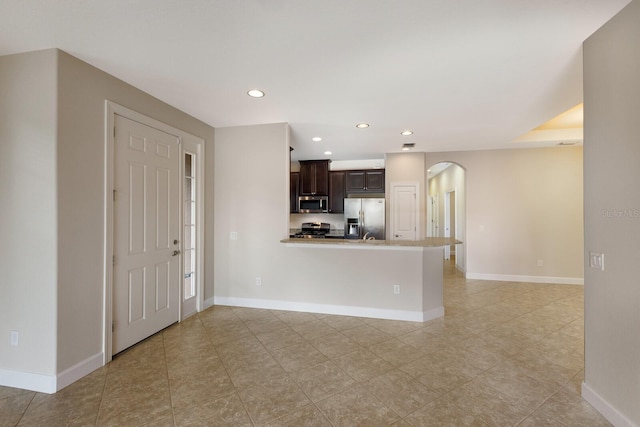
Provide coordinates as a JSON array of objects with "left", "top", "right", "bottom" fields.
[{"left": 344, "top": 198, "right": 385, "bottom": 240}]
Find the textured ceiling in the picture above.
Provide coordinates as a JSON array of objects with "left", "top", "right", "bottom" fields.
[{"left": 0, "top": 0, "right": 630, "bottom": 160}]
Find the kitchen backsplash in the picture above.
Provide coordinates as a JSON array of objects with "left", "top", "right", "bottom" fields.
[{"left": 289, "top": 213, "right": 344, "bottom": 232}]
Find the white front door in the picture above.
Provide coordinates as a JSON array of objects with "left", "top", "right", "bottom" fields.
[
  {"left": 113, "top": 115, "right": 181, "bottom": 354},
  {"left": 391, "top": 184, "right": 418, "bottom": 240}
]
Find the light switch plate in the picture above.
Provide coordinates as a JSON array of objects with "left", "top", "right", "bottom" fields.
[{"left": 589, "top": 252, "right": 604, "bottom": 271}]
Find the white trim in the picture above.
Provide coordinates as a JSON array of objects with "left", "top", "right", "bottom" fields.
[
  {"left": 55, "top": 353, "right": 104, "bottom": 392},
  {"left": 180, "top": 132, "right": 205, "bottom": 318},
  {"left": 582, "top": 382, "right": 638, "bottom": 427},
  {"left": 212, "top": 296, "right": 444, "bottom": 323},
  {"left": 103, "top": 100, "right": 205, "bottom": 364},
  {"left": 465, "top": 272, "right": 584, "bottom": 285},
  {"left": 0, "top": 369, "right": 56, "bottom": 394},
  {"left": 0, "top": 352, "right": 102, "bottom": 394}
]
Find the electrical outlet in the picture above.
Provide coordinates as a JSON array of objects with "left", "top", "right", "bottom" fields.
[
  {"left": 393, "top": 285, "right": 400, "bottom": 295},
  {"left": 256, "top": 277, "right": 262, "bottom": 286},
  {"left": 537, "top": 259, "right": 544, "bottom": 267},
  {"left": 230, "top": 232, "right": 238, "bottom": 240},
  {"left": 10, "top": 331, "right": 19, "bottom": 347}
]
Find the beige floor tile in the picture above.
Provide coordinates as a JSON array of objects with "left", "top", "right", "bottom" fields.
[
  {"left": 365, "top": 368, "right": 440, "bottom": 416},
  {"left": 173, "top": 392, "right": 252, "bottom": 427},
  {"left": 341, "top": 324, "right": 391, "bottom": 346},
  {"left": 215, "top": 336, "right": 270, "bottom": 364},
  {"left": 527, "top": 387, "right": 612, "bottom": 426},
  {"left": 289, "top": 360, "right": 356, "bottom": 402},
  {"left": 266, "top": 404, "right": 332, "bottom": 427},
  {"left": 3, "top": 261, "right": 609, "bottom": 427},
  {"left": 368, "top": 338, "right": 426, "bottom": 366},
  {"left": 224, "top": 355, "right": 287, "bottom": 390},
  {"left": 238, "top": 376, "right": 311, "bottom": 425},
  {"left": 309, "top": 331, "right": 361, "bottom": 359},
  {"left": 319, "top": 315, "right": 367, "bottom": 331},
  {"left": 255, "top": 327, "right": 306, "bottom": 351},
  {"left": 244, "top": 316, "right": 289, "bottom": 335},
  {"left": 315, "top": 384, "right": 400, "bottom": 426},
  {"left": 333, "top": 348, "right": 394, "bottom": 382},
  {"left": 403, "top": 396, "right": 490, "bottom": 426},
  {"left": 0, "top": 391, "right": 34, "bottom": 427},
  {"left": 270, "top": 342, "right": 328, "bottom": 373}
]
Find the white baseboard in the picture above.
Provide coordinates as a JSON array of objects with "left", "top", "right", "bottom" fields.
[
  {"left": 212, "top": 296, "right": 444, "bottom": 323},
  {"left": 0, "top": 368, "right": 56, "bottom": 394},
  {"left": 203, "top": 296, "right": 216, "bottom": 310},
  {"left": 0, "top": 352, "right": 103, "bottom": 394},
  {"left": 56, "top": 352, "right": 104, "bottom": 392},
  {"left": 465, "top": 272, "right": 584, "bottom": 285},
  {"left": 582, "top": 382, "right": 637, "bottom": 427}
]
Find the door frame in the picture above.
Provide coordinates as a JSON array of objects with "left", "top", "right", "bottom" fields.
[
  {"left": 389, "top": 181, "right": 420, "bottom": 240},
  {"left": 103, "top": 101, "right": 205, "bottom": 363}
]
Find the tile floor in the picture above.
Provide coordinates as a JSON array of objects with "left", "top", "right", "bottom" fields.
[{"left": 1, "top": 259, "right": 611, "bottom": 426}]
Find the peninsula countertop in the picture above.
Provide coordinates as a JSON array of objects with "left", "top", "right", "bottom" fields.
[{"left": 280, "top": 237, "right": 462, "bottom": 247}]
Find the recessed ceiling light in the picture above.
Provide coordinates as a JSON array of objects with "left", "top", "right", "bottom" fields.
[
  {"left": 324, "top": 151, "right": 332, "bottom": 155},
  {"left": 401, "top": 130, "right": 413, "bottom": 136},
  {"left": 312, "top": 137, "right": 322, "bottom": 142},
  {"left": 356, "top": 123, "right": 370, "bottom": 129},
  {"left": 247, "top": 89, "right": 265, "bottom": 98}
]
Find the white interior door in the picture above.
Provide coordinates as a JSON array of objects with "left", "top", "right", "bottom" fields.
[
  {"left": 391, "top": 184, "right": 418, "bottom": 240},
  {"left": 113, "top": 115, "right": 181, "bottom": 354}
]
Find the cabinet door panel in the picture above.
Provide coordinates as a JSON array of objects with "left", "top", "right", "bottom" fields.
[
  {"left": 290, "top": 172, "right": 300, "bottom": 212},
  {"left": 365, "top": 170, "right": 385, "bottom": 192},
  {"left": 329, "top": 171, "right": 345, "bottom": 213},
  {"left": 346, "top": 171, "right": 366, "bottom": 193}
]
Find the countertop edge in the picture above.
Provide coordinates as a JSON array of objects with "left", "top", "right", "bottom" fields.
[{"left": 280, "top": 238, "right": 462, "bottom": 248}]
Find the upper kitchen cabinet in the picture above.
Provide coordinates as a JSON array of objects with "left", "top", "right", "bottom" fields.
[
  {"left": 328, "top": 171, "right": 345, "bottom": 213},
  {"left": 299, "top": 160, "right": 329, "bottom": 196},
  {"left": 290, "top": 172, "right": 300, "bottom": 213},
  {"left": 345, "top": 169, "right": 385, "bottom": 194}
]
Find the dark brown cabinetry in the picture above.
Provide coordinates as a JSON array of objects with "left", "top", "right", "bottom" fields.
[
  {"left": 346, "top": 170, "right": 385, "bottom": 193},
  {"left": 299, "top": 160, "right": 329, "bottom": 196},
  {"left": 290, "top": 172, "right": 300, "bottom": 213},
  {"left": 328, "top": 171, "right": 345, "bottom": 213}
]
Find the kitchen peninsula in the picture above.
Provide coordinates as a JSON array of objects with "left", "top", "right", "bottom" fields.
[{"left": 279, "top": 237, "right": 461, "bottom": 322}]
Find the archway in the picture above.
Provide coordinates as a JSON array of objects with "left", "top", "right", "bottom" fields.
[{"left": 427, "top": 162, "right": 466, "bottom": 273}]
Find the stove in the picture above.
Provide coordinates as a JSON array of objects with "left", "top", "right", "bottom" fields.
[{"left": 292, "top": 222, "right": 331, "bottom": 239}]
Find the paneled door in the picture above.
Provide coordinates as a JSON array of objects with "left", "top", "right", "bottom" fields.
[
  {"left": 391, "top": 184, "right": 418, "bottom": 240},
  {"left": 113, "top": 115, "right": 181, "bottom": 354}
]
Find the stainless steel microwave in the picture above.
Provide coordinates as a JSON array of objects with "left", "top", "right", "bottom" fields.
[{"left": 298, "top": 195, "right": 328, "bottom": 213}]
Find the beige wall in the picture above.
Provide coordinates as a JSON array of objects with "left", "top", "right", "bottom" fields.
[
  {"left": 385, "top": 152, "right": 427, "bottom": 240},
  {"left": 0, "top": 49, "right": 215, "bottom": 391},
  {"left": 213, "top": 125, "right": 442, "bottom": 320},
  {"left": 427, "top": 147, "right": 583, "bottom": 282},
  {"left": 0, "top": 50, "right": 58, "bottom": 378},
  {"left": 583, "top": 1, "right": 640, "bottom": 424}
]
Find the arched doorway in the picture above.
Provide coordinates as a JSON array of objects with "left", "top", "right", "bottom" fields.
[{"left": 427, "top": 162, "right": 466, "bottom": 273}]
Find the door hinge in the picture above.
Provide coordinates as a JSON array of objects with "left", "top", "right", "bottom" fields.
[
  {"left": 112, "top": 255, "right": 115, "bottom": 266},
  {"left": 113, "top": 189, "right": 116, "bottom": 201},
  {"left": 112, "top": 322, "right": 115, "bottom": 333}
]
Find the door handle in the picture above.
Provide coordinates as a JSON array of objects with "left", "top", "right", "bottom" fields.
[{"left": 172, "top": 250, "right": 181, "bottom": 256}]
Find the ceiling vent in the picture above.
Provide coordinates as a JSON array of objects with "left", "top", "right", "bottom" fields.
[{"left": 401, "top": 143, "right": 415, "bottom": 151}]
